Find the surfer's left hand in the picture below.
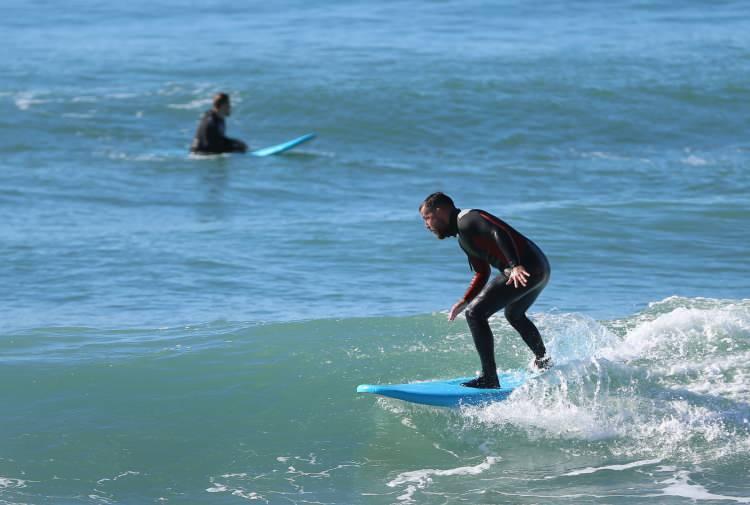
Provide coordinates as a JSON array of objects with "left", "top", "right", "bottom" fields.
[{"left": 506, "top": 265, "right": 530, "bottom": 288}]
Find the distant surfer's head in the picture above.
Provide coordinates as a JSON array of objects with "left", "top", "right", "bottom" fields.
[
  {"left": 213, "top": 92, "right": 231, "bottom": 117},
  {"left": 419, "top": 192, "right": 455, "bottom": 239}
]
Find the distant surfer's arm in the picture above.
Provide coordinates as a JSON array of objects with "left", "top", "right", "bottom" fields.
[
  {"left": 449, "top": 256, "right": 490, "bottom": 321},
  {"left": 204, "top": 117, "right": 246, "bottom": 153},
  {"left": 226, "top": 137, "right": 248, "bottom": 153}
]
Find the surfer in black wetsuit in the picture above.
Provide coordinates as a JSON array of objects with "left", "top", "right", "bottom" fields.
[
  {"left": 190, "top": 92, "right": 248, "bottom": 154},
  {"left": 419, "top": 192, "right": 552, "bottom": 389}
]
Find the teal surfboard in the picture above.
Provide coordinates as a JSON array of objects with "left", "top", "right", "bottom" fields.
[
  {"left": 357, "top": 370, "right": 533, "bottom": 408},
  {"left": 250, "top": 133, "right": 316, "bottom": 157}
]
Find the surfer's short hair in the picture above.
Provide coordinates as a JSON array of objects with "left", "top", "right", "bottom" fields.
[
  {"left": 420, "top": 192, "right": 455, "bottom": 212},
  {"left": 213, "top": 92, "right": 230, "bottom": 108}
]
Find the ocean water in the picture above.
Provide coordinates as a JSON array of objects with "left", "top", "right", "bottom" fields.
[{"left": 1, "top": 0, "right": 749, "bottom": 503}]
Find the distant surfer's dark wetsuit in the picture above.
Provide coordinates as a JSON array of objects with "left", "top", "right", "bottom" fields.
[
  {"left": 190, "top": 110, "right": 245, "bottom": 154},
  {"left": 449, "top": 208, "right": 551, "bottom": 388}
]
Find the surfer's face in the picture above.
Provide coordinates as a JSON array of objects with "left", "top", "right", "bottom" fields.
[
  {"left": 217, "top": 101, "right": 231, "bottom": 117},
  {"left": 420, "top": 206, "right": 450, "bottom": 239}
]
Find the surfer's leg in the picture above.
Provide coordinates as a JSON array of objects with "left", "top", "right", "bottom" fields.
[
  {"left": 504, "top": 272, "right": 550, "bottom": 368},
  {"left": 463, "top": 276, "right": 516, "bottom": 388},
  {"left": 504, "top": 287, "right": 545, "bottom": 357},
  {"left": 504, "top": 249, "right": 551, "bottom": 369}
]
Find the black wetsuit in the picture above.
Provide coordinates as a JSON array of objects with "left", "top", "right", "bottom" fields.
[
  {"left": 448, "top": 208, "right": 550, "bottom": 387},
  {"left": 190, "top": 110, "right": 245, "bottom": 154}
]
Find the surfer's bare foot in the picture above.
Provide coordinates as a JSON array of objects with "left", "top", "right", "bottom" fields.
[
  {"left": 461, "top": 376, "right": 501, "bottom": 389},
  {"left": 534, "top": 356, "right": 553, "bottom": 371}
]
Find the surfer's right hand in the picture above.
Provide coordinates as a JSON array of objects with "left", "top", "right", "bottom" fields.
[{"left": 448, "top": 300, "right": 467, "bottom": 321}]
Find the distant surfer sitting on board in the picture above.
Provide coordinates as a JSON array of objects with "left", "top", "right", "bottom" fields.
[
  {"left": 190, "top": 93, "right": 248, "bottom": 154},
  {"left": 419, "top": 192, "right": 552, "bottom": 389}
]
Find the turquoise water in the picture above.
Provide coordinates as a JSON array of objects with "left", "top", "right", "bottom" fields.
[{"left": 2, "top": 0, "right": 749, "bottom": 503}]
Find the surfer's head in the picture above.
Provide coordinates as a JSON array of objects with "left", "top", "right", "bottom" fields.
[
  {"left": 213, "top": 92, "right": 232, "bottom": 117},
  {"left": 420, "top": 192, "right": 456, "bottom": 239}
]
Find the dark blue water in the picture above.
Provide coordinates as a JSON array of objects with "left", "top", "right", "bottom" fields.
[{"left": 1, "top": 1, "right": 749, "bottom": 503}]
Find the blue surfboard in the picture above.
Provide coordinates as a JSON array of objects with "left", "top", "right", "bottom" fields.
[
  {"left": 250, "top": 133, "right": 316, "bottom": 157},
  {"left": 357, "top": 370, "right": 533, "bottom": 408}
]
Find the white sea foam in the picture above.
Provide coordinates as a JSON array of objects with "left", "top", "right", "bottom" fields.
[
  {"left": 206, "top": 480, "right": 266, "bottom": 502},
  {"left": 557, "top": 458, "right": 661, "bottom": 477},
  {"left": 14, "top": 92, "right": 47, "bottom": 110},
  {"left": 682, "top": 154, "right": 709, "bottom": 166},
  {"left": 71, "top": 95, "right": 98, "bottom": 103},
  {"left": 96, "top": 471, "right": 140, "bottom": 485},
  {"left": 659, "top": 352, "right": 750, "bottom": 402},
  {"left": 464, "top": 366, "right": 621, "bottom": 441},
  {"left": 105, "top": 151, "right": 183, "bottom": 162},
  {"left": 87, "top": 494, "right": 115, "bottom": 504},
  {"left": 62, "top": 112, "right": 96, "bottom": 118},
  {"left": 656, "top": 471, "right": 750, "bottom": 503},
  {"left": 229, "top": 489, "right": 265, "bottom": 501},
  {"left": 599, "top": 303, "right": 750, "bottom": 364},
  {"left": 581, "top": 151, "right": 627, "bottom": 160},
  {"left": 168, "top": 98, "right": 212, "bottom": 110},
  {"left": 462, "top": 299, "right": 750, "bottom": 465},
  {"left": 387, "top": 456, "right": 500, "bottom": 503},
  {"left": 401, "top": 417, "right": 417, "bottom": 429},
  {"left": 432, "top": 443, "right": 461, "bottom": 459},
  {"left": 535, "top": 312, "right": 620, "bottom": 364},
  {"left": 0, "top": 477, "right": 28, "bottom": 489}
]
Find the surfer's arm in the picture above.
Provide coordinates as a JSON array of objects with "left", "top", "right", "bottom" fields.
[
  {"left": 463, "top": 256, "right": 491, "bottom": 303},
  {"left": 227, "top": 137, "right": 248, "bottom": 153},
  {"left": 204, "top": 118, "right": 245, "bottom": 153},
  {"left": 448, "top": 258, "right": 489, "bottom": 321},
  {"left": 491, "top": 228, "right": 522, "bottom": 269},
  {"left": 473, "top": 214, "right": 533, "bottom": 288},
  {"left": 483, "top": 224, "right": 531, "bottom": 288},
  {"left": 472, "top": 211, "right": 521, "bottom": 268},
  {"left": 487, "top": 225, "right": 521, "bottom": 269}
]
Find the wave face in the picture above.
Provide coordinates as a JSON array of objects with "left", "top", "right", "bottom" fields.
[{"left": 1, "top": 297, "right": 748, "bottom": 503}]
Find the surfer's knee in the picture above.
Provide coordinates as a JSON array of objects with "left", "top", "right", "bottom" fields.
[
  {"left": 464, "top": 303, "right": 484, "bottom": 324},
  {"left": 504, "top": 306, "right": 528, "bottom": 325}
]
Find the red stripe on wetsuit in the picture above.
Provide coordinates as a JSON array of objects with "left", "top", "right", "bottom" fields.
[
  {"left": 478, "top": 211, "right": 524, "bottom": 266},
  {"left": 463, "top": 255, "right": 491, "bottom": 303}
]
